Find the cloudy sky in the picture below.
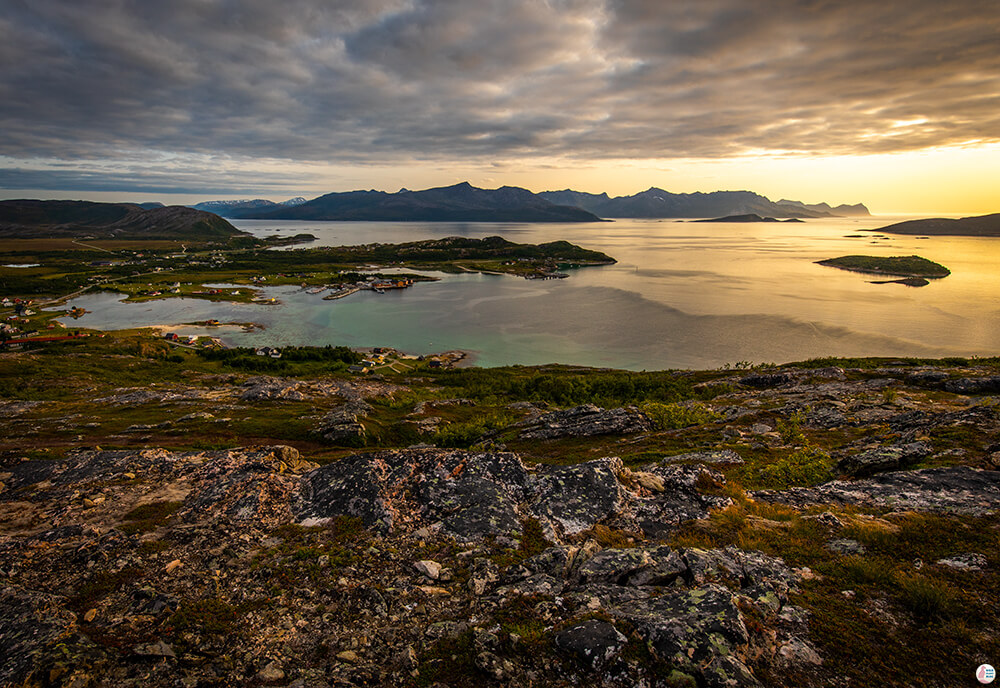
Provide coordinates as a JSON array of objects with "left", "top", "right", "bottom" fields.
[{"left": 2, "top": 0, "right": 998, "bottom": 212}]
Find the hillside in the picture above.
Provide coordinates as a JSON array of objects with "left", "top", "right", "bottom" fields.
[
  {"left": 872, "top": 213, "right": 1000, "bottom": 237},
  {"left": 540, "top": 188, "right": 870, "bottom": 219},
  {"left": 0, "top": 200, "right": 246, "bottom": 240},
  {"left": 0, "top": 341, "right": 998, "bottom": 688},
  {"left": 241, "top": 182, "right": 602, "bottom": 222}
]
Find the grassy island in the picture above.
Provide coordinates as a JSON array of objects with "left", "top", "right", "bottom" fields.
[{"left": 816, "top": 254, "right": 950, "bottom": 278}]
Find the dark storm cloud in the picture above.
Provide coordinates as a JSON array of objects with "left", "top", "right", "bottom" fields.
[
  {"left": 2, "top": 0, "right": 998, "bottom": 174},
  {"left": 0, "top": 166, "right": 313, "bottom": 195}
]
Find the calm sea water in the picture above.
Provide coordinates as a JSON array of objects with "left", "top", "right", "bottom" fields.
[{"left": 56, "top": 217, "right": 1000, "bottom": 369}]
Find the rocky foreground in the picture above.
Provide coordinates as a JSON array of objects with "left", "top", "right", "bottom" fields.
[{"left": 2, "top": 357, "right": 1000, "bottom": 687}]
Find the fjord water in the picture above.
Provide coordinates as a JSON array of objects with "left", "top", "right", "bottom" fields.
[{"left": 60, "top": 217, "right": 1000, "bottom": 369}]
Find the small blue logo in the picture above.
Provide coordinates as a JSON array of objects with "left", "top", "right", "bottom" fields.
[{"left": 978, "top": 664, "right": 996, "bottom": 685}]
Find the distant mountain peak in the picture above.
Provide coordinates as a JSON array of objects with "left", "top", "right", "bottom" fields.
[
  {"left": 538, "top": 188, "right": 869, "bottom": 219},
  {"left": 232, "top": 182, "right": 601, "bottom": 223},
  {"left": 191, "top": 196, "right": 307, "bottom": 217}
]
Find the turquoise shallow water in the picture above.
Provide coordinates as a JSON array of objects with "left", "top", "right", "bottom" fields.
[{"left": 55, "top": 217, "right": 1000, "bottom": 369}]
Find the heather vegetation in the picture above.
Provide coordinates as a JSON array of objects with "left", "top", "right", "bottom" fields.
[{"left": 2, "top": 332, "right": 999, "bottom": 688}]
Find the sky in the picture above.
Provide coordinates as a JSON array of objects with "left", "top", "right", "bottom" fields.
[{"left": 1, "top": 0, "right": 998, "bottom": 214}]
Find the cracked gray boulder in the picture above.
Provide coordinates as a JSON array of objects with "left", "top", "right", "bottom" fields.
[
  {"left": 0, "top": 586, "right": 106, "bottom": 687},
  {"left": 317, "top": 399, "right": 373, "bottom": 443},
  {"left": 503, "top": 542, "right": 804, "bottom": 688},
  {"left": 529, "top": 457, "right": 627, "bottom": 536},
  {"left": 837, "top": 441, "right": 932, "bottom": 476},
  {"left": 754, "top": 465, "right": 1000, "bottom": 516},
  {"left": 553, "top": 619, "right": 627, "bottom": 669},
  {"left": 296, "top": 450, "right": 733, "bottom": 542},
  {"left": 943, "top": 376, "right": 1000, "bottom": 394},
  {"left": 295, "top": 449, "right": 533, "bottom": 539},
  {"left": 515, "top": 403, "right": 651, "bottom": 439}
]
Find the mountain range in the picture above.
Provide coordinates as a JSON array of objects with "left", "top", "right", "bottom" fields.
[
  {"left": 0, "top": 200, "right": 245, "bottom": 240},
  {"left": 224, "top": 183, "right": 600, "bottom": 222},
  {"left": 196, "top": 183, "right": 868, "bottom": 222},
  {"left": 776, "top": 199, "right": 870, "bottom": 217},
  {"left": 539, "top": 188, "right": 870, "bottom": 219}
]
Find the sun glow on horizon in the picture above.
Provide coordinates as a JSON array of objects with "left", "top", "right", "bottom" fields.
[{"left": 3, "top": 144, "right": 998, "bottom": 217}]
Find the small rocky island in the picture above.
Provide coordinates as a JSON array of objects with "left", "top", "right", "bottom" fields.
[
  {"left": 816, "top": 255, "right": 950, "bottom": 286},
  {"left": 694, "top": 214, "right": 803, "bottom": 223}
]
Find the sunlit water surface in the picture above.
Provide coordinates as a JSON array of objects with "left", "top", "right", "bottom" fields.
[{"left": 56, "top": 217, "right": 1000, "bottom": 369}]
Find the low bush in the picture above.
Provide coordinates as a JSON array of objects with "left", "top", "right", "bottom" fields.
[
  {"left": 640, "top": 401, "right": 721, "bottom": 430},
  {"left": 895, "top": 572, "right": 956, "bottom": 622},
  {"left": 739, "top": 446, "right": 833, "bottom": 489}
]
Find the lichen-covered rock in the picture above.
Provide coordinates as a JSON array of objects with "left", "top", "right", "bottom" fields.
[
  {"left": 825, "top": 538, "right": 866, "bottom": 555},
  {"left": 837, "top": 441, "right": 932, "bottom": 476},
  {"left": 296, "top": 449, "right": 532, "bottom": 539},
  {"left": 553, "top": 619, "right": 627, "bottom": 669},
  {"left": 530, "top": 458, "right": 627, "bottom": 536},
  {"left": 240, "top": 376, "right": 310, "bottom": 401},
  {"left": 611, "top": 586, "right": 757, "bottom": 685},
  {"left": 577, "top": 547, "right": 656, "bottom": 586},
  {"left": 739, "top": 372, "right": 798, "bottom": 388},
  {"left": 317, "top": 399, "right": 373, "bottom": 443},
  {"left": 943, "top": 376, "right": 1000, "bottom": 395},
  {"left": 936, "top": 552, "right": 987, "bottom": 570},
  {"left": 0, "top": 446, "right": 316, "bottom": 533},
  {"left": 754, "top": 466, "right": 1000, "bottom": 515},
  {"left": 504, "top": 540, "right": 799, "bottom": 686},
  {"left": 181, "top": 446, "right": 314, "bottom": 528},
  {"left": 516, "top": 403, "right": 651, "bottom": 439},
  {"left": 619, "top": 463, "right": 734, "bottom": 539},
  {"left": 660, "top": 449, "right": 745, "bottom": 466},
  {"left": 0, "top": 586, "right": 105, "bottom": 687}
]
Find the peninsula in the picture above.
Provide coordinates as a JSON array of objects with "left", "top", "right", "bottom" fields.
[
  {"left": 869, "top": 212, "right": 1000, "bottom": 237},
  {"left": 0, "top": 235, "right": 615, "bottom": 308}
]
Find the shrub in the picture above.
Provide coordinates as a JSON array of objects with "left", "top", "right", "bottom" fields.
[
  {"left": 518, "top": 518, "right": 552, "bottom": 558},
  {"left": 776, "top": 410, "right": 807, "bottom": 444},
  {"left": 119, "top": 500, "right": 183, "bottom": 534},
  {"left": 167, "top": 598, "right": 237, "bottom": 635},
  {"left": 640, "top": 401, "right": 721, "bottom": 430},
  {"left": 433, "top": 411, "right": 514, "bottom": 448},
  {"left": 741, "top": 446, "right": 833, "bottom": 489},
  {"left": 895, "top": 572, "right": 956, "bottom": 622},
  {"left": 837, "top": 555, "right": 896, "bottom": 588}
]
